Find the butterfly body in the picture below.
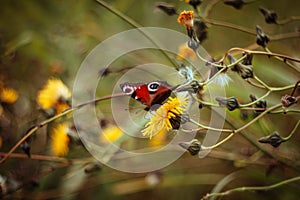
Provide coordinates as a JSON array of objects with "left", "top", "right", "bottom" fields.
[{"left": 120, "top": 81, "right": 174, "bottom": 111}]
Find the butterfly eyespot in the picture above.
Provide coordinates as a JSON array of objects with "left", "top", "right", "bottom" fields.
[
  {"left": 121, "top": 84, "right": 135, "bottom": 95},
  {"left": 148, "top": 82, "right": 161, "bottom": 92}
]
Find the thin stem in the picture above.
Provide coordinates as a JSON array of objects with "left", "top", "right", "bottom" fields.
[
  {"left": 239, "top": 90, "right": 271, "bottom": 107},
  {"left": 198, "top": 99, "right": 220, "bottom": 107},
  {"left": 0, "top": 93, "right": 126, "bottom": 164},
  {"left": 95, "top": 0, "right": 177, "bottom": 68},
  {"left": 204, "top": 19, "right": 256, "bottom": 35},
  {"left": 227, "top": 54, "right": 248, "bottom": 68},
  {"left": 204, "top": 54, "right": 247, "bottom": 85},
  {"left": 220, "top": 47, "right": 300, "bottom": 65},
  {"left": 190, "top": 119, "right": 233, "bottom": 133},
  {"left": 270, "top": 84, "right": 295, "bottom": 92},
  {"left": 253, "top": 75, "right": 270, "bottom": 90},
  {"left": 290, "top": 80, "right": 300, "bottom": 96},
  {"left": 270, "top": 109, "right": 300, "bottom": 114},
  {"left": 239, "top": 107, "right": 267, "bottom": 111},
  {"left": 195, "top": 50, "right": 221, "bottom": 67},
  {"left": 264, "top": 47, "right": 299, "bottom": 72},
  {"left": 202, "top": 103, "right": 281, "bottom": 150},
  {"left": 271, "top": 31, "right": 300, "bottom": 41},
  {"left": 206, "top": 100, "right": 300, "bottom": 172},
  {"left": 276, "top": 16, "right": 300, "bottom": 25},
  {"left": 203, "top": 0, "right": 220, "bottom": 18},
  {"left": 246, "top": 78, "right": 266, "bottom": 89},
  {"left": 202, "top": 176, "right": 300, "bottom": 199},
  {"left": 253, "top": 76, "right": 296, "bottom": 92},
  {"left": 0, "top": 152, "right": 94, "bottom": 164},
  {"left": 282, "top": 120, "right": 300, "bottom": 141}
]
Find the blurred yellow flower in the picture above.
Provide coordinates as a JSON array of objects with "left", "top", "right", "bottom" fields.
[
  {"left": 51, "top": 123, "right": 70, "bottom": 156},
  {"left": 99, "top": 126, "right": 123, "bottom": 144},
  {"left": 142, "top": 94, "right": 189, "bottom": 139},
  {"left": 177, "top": 43, "right": 197, "bottom": 61},
  {"left": 37, "top": 78, "right": 71, "bottom": 114},
  {"left": 149, "top": 128, "right": 168, "bottom": 147},
  {"left": 0, "top": 87, "right": 19, "bottom": 104},
  {"left": 177, "top": 10, "right": 194, "bottom": 28}
]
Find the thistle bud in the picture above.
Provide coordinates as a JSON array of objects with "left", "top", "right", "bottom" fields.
[
  {"left": 258, "top": 132, "right": 284, "bottom": 148},
  {"left": 84, "top": 163, "right": 102, "bottom": 173},
  {"left": 241, "top": 52, "right": 253, "bottom": 65},
  {"left": 228, "top": 54, "right": 254, "bottom": 79},
  {"left": 20, "top": 141, "right": 31, "bottom": 158},
  {"left": 259, "top": 7, "right": 278, "bottom": 24},
  {"left": 256, "top": 25, "right": 269, "bottom": 47},
  {"left": 281, "top": 95, "right": 297, "bottom": 108},
  {"left": 250, "top": 94, "right": 267, "bottom": 113},
  {"left": 156, "top": 2, "right": 177, "bottom": 16},
  {"left": 179, "top": 139, "right": 201, "bottom": 156},
  {"left": 190, "top": 80, "right": 203, "bottom": 93},
  {"left": 187, "top": 37, "right": 200, "bottom": 51},
  {"left": 186, "top": 0, "right": 202, "bottom": 9},
  {"left": 216, "top": 96, "right": 240, "bottom": 111},
  {"left": 223, "top": 0, "right": 245, "bottom": 9}
]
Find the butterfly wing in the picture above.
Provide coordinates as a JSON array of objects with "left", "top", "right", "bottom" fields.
[
  {"left": 120, "top": 81, "right": 173, "bottom": 110},
  {"left": 120, "top": 82, "right": 150, "bottom": 105}
]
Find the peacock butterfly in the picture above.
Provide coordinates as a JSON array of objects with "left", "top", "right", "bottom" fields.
[{"left": 120, "top": 81, "right": 175, "bottom": 111}]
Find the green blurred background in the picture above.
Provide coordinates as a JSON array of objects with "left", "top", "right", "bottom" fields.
[{"left": 0, "top": 0, "right": 299, "bottom": 199}]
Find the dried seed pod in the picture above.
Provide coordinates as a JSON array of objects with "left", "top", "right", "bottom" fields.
[
  {"left": 186, "top": 0, "right": 202, "bottom": 9},
  {"left": 216, "top": 96, "right": 240, "bottom": 111},
  {"left": 156, "top": 2, "right": 177, "bottom": 16},
  {"left": 179, "top": 139, "right": 201, "bottom": 156},
  {"left": 258, "top": 132, "right": 285, "bottom": 148},
  {"left": 223, "top": 0, "right": 245, "bottom": 9},
  {"left": 250, "top": 94, "right": 267, "bottom": 113},
  {"left": 256, "top": 25, "right": 269, "bottom": 47},
  {"left": 281, "top": 95, "right": 297, "bottom": 108},
  {"left": 228, "top": 54, "right": 254, "bottom": 79},
  {"left": 259, "top": 7, "right": 278, "bottom": 24}
]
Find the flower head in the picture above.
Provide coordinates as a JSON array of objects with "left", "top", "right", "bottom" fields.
[
  {"left": 0, "top": 87, "right": 19, "bottom": 104},
  {"left": 177, "top": 10, "right": 194, "bottom": 29},
  {"left": 37, "top": 78, "right": 71, "bottom": 114},
  {"left": 99, "top": 126, "right": 123, "bottom": 144},
  {"left": 50, "top": 123, "right": 70, "bottom": 156},
  {"left": 142, "top": 94, "right": 189, "bottom": 139}
]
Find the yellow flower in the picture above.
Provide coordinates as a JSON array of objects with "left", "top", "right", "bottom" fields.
[
  {"left": 177, "top": 43, "right": 197, "bottom": 61},
  {"left": 0, "top": 87, "right": 19, "bottom": 104},
  {"left": 177, "top": 10, "right": 194, "bottom": 28},
  {"left": 37, "top": 78, "right": 71, "bottom": 114},
  {"left": 142, "top": 94, "right": 189, "bottom": 139},
  {"left": 50, "top": 123, "right": 70, "bottom": 156},
  {"left": 99, "top": 126, "right": 123, "bottom": 144}
]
